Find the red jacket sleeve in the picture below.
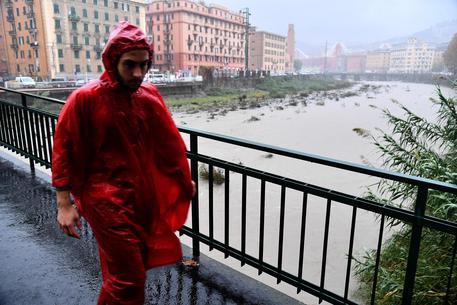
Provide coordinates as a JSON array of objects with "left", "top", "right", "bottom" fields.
[{"left": 52, "top": 90, "right": 86, "bottom": 195}]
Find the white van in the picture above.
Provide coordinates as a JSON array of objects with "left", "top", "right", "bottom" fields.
[{"left": 15, "top": 76, "right": 36, "bottom": 88}]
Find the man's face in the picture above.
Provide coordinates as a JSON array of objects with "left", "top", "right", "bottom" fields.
[{"left": 116, "top": 49, "right": 149, "bottom": 91}]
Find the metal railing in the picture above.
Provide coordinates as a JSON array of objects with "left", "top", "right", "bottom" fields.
[{"left": 0, "top": 87, "right": 456, "bottom": 305}]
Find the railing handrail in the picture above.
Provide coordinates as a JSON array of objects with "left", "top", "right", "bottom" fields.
[
  {"left": 178, "top": 126, "right": 457, "bottom": 194},
  {"left": 0, "top": 86, "right": 66, "bottom": 105}
]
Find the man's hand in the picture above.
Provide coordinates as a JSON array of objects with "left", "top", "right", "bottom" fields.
[{"left": 56, "top": 191, "right": 82, "bottom": 239}]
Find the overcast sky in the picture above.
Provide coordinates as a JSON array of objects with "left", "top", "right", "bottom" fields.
[{"left": 211, "top": 0, "right": 457, "bottom": 46}]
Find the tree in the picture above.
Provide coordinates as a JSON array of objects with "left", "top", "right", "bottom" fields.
[
  {"left": 198, "top": 66, "right": 214, "bottom": 82},
  {"left": 293, "top": 59, "right": 303, "bottom": 72},
  {"left": 444, "top": 33, "right": 457, "bottom": 75},
  {"left": 354, "top": 83, "right": 457, "bottom": 304}
]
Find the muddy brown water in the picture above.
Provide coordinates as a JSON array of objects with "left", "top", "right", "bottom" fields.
[{"left": 173, "top": 81, "right": 455, "bottom": 304}]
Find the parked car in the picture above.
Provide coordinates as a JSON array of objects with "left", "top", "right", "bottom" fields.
[{"left": 15, "top": 76, "right": 36, "bottom": 88}]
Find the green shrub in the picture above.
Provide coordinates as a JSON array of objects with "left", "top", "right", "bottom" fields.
[{"left": 355, "top": 83, "right": 457, "bottom": 304}]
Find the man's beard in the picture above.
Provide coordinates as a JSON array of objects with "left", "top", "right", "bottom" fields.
[{"left": 117, "top": 76, "right": 143, "bottom": 92}]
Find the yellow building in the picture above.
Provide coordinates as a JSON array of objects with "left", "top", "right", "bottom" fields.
[
  {"left": 1, "top": 0, "right": 147, "bottom": 80},
  {"left": 366, "top": 49, "right": 390, "bottom": 73},
  {"left": 249, "top": 30, "right": 287, "bottom": 73}
]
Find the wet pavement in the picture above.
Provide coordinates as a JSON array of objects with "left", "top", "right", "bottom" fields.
[{"left": 0, "top": 153, "right": 304, "bottom": 305}]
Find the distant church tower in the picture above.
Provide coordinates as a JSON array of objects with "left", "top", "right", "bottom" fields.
[{"left": 287, "top": 24, "right": 295, "bottom": 70}]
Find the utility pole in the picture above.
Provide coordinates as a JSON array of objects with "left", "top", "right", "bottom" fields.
[{"left": 243, "top": 8, "right": 250, "bottom": 71}]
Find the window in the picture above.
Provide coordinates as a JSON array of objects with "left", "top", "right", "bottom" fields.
[
  {"left": 85, "top": 36, "right": 90, "bottom": 45},
  {"left": 17, "top": 22, "right": 21, "bottom": 31},
  {"left": 83, "top": 9, "right": 87, "bottom": 18},
  {"left": 93, "top": 0, "right": 98, "bottom": 5},
  {"left": 105, "top": 25, "right": 110, "bottom": 33},
  {"left": 53, "top": 4, "right": 60, "bottom": 14},
  {"left": 86, "top": 50, "right": 91, "bottom": 59},
  {"left": 136, "top": 18, "right": 139, "bottom": 25},
  {"left": 95, "top": 24, "right": 100, "bottom": 32},
  {"left": 104, "top": 0, "right": 108, "bottom": 7},
  {"left": 114, "top": 2, "right": 118, "bottom": 9},
  {"left": 115, "top": 15, "right": 119, "bottom": 22},
  {"left": 59, "top": 64, "right": 65, "bottom": 72},
  {"left": 104, "top": 12, "right": 109, "bottom": 21},
  {"left": 75, "top": 64, "right": 81, "bottom": 73},
  {"left": 71, "top": 22, "right": 77, "bottom": 31},
  {"left": 87, "top": 65, "right": 92, "bottom": 72},
  {"left": 84, "top": 23, "right": 89, "bottom": 32},
  {"left": 73, "top": 36, "right": 78, "bottom": 45},
  {"left": 58, "top": 49, "right": 64, "bottom": 58},
  {"left": 94, "top": 11, "right": 99, "bottom": 19},
  {"left": 70, "top": 6, "right": 76, "bottom": 15},
  {"left": 55, "top": 20, "right": 61, "bottom": 29},
  {"left": 74, "top": 50, "right": 80, "bottom": 58},
  {"left": 135, "top": 6, "right": 139, "bottom": 13},
  {"left": 56, "top": 34, "right": 62, "bottom": 44},
  {"left": 96, "top": 52, "right": 101, "bottom": 59},
  {"left": 97, "top": 65, "right": 103, "bottom": 72}
]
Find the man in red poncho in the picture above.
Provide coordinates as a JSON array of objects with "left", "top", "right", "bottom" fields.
[{"left": 52, "top": 21, "right": 195, "bottom": 305}]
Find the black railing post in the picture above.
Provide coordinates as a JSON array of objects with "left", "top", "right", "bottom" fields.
[
  {"left": 21, "top": 94, "right": 34, "bottom": 172},
  {"left": 402, "top": 186, "right": 428, "bottom": 305},
  {"left": 190, "top": 133, "right": 200, "bottom": 258}
]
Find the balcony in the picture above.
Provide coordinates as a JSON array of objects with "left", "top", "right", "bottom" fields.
[
  {"left": 25, "top": 0, "right": 33, "bottom": 5},
  {"left": 10, "top": 42, "right": 18, "bottom": 49},
  {"left": 28, "top": 28, "right": 37, "bottom": 35},
  {"left": 70, "top": 43, "right": 82, "bottom": 50},
  {"left": 26, "top": 11, "right": 35, "bottom": 18},
  {"left": 8, "top": 30, "right": 17, "bottom": 37},
  {"left": 5, "top": 0, "right": 13, "bottom": 8},
  {"left": 6, "top": 15, "right": 14, "bottom": 23},
  {"left": 68, "top": 14, "right": 80, "bottom": 22},
  {"left": 93, "top": 45, "right": 103, "bottom": 52}
]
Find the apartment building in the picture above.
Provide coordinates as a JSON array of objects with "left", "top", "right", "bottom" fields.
[
  {"left": 1, "top": 0, "right": 146, "bottom": 80},
  {"left": 366, "top": 49, "right": 390, "bottom": 73},
  {"left": 1, "top": 0, "right": 49, "bottom": 79},
  {"left": 248, "top": 29, "right": 287, "bottom": 73},
  {"left": 146, "top": 0, "right": 245, "bottom": 76},
  {"left": 0, "top": 3, "right": 9, "bottom": 77},
  {"left": 389, "top": 38, "right": 435, "bottom": 73}
]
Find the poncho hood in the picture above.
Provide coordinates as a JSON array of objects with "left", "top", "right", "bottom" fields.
[{"left": 101, "top": 21, "right": 154, "bottom": 86}]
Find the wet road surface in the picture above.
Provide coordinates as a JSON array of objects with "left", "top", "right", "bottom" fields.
[{"left": 0, "top": 154, "right": 304, "bottom": 305}]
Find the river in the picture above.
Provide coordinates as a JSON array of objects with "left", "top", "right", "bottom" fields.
[{"left": 171, "top": 81, "right": 454, "bottom": 304}]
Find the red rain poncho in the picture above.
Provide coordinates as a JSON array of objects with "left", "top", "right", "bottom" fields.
[{"left": 52, "top": 22, "right": 193, "bottom": 304}]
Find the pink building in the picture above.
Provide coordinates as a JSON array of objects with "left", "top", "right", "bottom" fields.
[{"left": 146, "top": 0, "right": 246, "bottom": 76}]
